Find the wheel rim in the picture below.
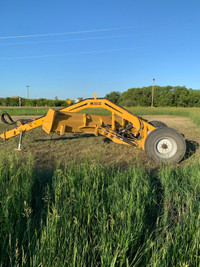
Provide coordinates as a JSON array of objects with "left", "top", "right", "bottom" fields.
[{"left": 154, "top": 137, "right": 177, "bottom": 159}]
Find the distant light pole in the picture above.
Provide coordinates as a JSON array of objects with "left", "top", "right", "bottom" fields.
[
  {"left": 151, "top": 78, "right": 155, "bottom": 107},
  {"left": 26, "top": 85, "right": 30, "bottom": 99}
]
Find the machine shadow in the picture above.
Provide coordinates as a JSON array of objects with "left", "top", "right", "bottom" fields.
[
  {"left": 125, "top": 167, "right": 164, "bottom": 264},
  {"left": 184, "top": 139, "right": 199, "bottom": 159},
  {"left": 34, "top": 133, "right": 95, "bottom": 142}
]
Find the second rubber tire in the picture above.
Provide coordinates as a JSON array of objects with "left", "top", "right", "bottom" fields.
[{"left": 149, "top": 120, "right": 167, "bottom": 128}]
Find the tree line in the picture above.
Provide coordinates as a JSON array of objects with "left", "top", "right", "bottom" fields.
[
  {"left": 0, "top": 98, "right": 73, "bottom": 107},
  {"left": 1, "top": 86, "right": 200, "bottom": 107},
  {"left": 105, "top": 86, "right": 200, "bottom": 107}
]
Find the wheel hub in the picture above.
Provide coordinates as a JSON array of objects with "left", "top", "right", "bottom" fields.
[
  {"left": 161, "top": 143, "right": 168, "bottom": 149},
  {"left": 154, "top": 137, "right": 177, "bottom": 159}
]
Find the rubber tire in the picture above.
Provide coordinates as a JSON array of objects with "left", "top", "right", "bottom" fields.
[
  {"left": 149, "top": 120, "right": 167, "bottom": 128},
  {"left": 145, "top": 127, "right": 186, "bottom": 164}
]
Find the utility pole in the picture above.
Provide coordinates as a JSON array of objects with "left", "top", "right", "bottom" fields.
[
  {"left": 26, "top": 85, "right": 30, "bottom": 99},
  {"left": 151, "top": 78, "right": 155, "bottom": 107}
]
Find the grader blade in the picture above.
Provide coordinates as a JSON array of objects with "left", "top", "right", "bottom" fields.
[{"left": 0, "top": 94, "right": 186, "bottom": 163}]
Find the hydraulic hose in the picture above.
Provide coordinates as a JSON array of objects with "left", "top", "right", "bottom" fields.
[{"left": 1, "top": 112, "right": 17, "bottom": 125}]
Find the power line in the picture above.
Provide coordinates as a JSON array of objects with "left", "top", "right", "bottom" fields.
[
  {"left": 0, "top": 47, "right": 141, "bottom": 60},
  {"left": 0, "top": 25, "right": 145, "bottom": 40},
  {"left": 0, "top": 34, "right": 139, "bottom": 46}
]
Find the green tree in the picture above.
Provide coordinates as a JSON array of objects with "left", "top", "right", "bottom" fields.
[
  {"left": 173, "top": 86, "right": 189, "bottom": 107},
  {"left": 105, "top": 91, "right": 121, "bottom": 104}
]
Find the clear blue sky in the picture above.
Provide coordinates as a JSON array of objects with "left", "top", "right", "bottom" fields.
[{"left": 0, "top": 0, "right": 200, "bottom": 100}]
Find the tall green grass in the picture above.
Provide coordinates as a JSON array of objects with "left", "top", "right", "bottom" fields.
[{"left": 1, "top": 157, "right": 200, "bottom": 266}]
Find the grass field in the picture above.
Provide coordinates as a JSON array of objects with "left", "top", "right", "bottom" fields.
[
  {"left": 0, "top": 107, "right": 61, "bottom": 116},
  {"left": 0, "top": 107, "right": 200, "bottom": 266},
  {"left": 1, "top": 157, "right": 200, "bottom": 266}
]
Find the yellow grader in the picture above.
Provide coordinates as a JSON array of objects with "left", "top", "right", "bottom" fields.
[{"left": 0, "top": 94, "right": 186, "bottom": 163}]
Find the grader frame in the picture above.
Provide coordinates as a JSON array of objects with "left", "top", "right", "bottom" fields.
[{"left": 0, "top": 94, "right": 186, "bottom": 163}]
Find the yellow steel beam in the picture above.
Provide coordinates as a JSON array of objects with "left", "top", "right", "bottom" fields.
[
  {"left": 0, "top": 117, "right": 45, "bottom": 140},
  {"left": 60, "top": 96, "right": 155, "bottom": 132},
  {"left": 42, "top": 108, "right": 56, "bottom": 134}
]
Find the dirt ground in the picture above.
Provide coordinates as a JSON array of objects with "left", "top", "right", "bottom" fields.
[{"left": 0, "top": 115, "right": 199, "bottom": 169}]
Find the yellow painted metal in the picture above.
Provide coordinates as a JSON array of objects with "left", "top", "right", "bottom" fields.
[
  {"left": 0, "top": 117, "right": 45, "bottom": 140},
  {"left": 42, "top": 108, "right": 56, "bottom": 134},
  {"left": 66, "top": 99, "right": 71, "bottom": 105},
  {"left": 0, "top": 93, "right": 156, "bottom": 150}
]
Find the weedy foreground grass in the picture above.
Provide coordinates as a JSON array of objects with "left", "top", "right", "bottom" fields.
[{"left": 1, "top": 156, "right": 200, "bottom": 266}]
